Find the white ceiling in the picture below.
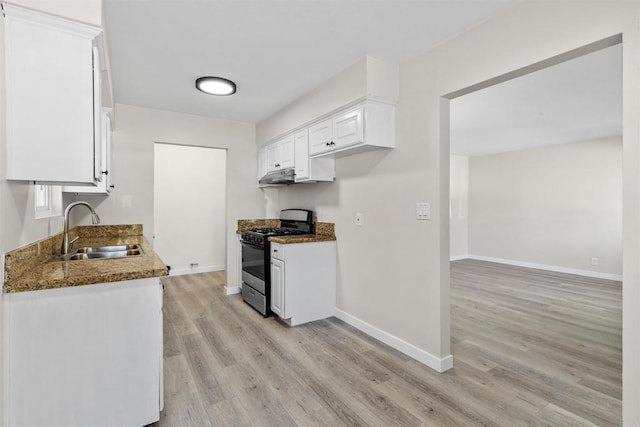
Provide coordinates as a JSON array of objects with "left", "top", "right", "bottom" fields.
[
  {"left": 450, "top": 44, "right": 622, "bottom": 157},
  {"left": 104, "top": 1, "right": 621, "bottom": 153},
  {"left": 103, "top": 0, "right": 520, "bottom": 123}
]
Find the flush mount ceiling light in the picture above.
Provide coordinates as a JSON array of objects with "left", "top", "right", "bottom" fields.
[{"left": 195, "top": 76, "right": 237, "bottom": 96}]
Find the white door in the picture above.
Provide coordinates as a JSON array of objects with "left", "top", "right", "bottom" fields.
[{"left": 154, "top": 143, "right": 226, "bottom": 275}]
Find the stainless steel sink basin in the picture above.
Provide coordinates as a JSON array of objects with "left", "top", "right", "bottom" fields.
[
  {"left": 48, "top": 244, "right": 144, "bottom": 262},
  {"left": 75, "top": 244, "right": 140, "bottom": 253}
]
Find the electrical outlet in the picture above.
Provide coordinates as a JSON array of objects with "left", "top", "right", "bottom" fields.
[
  {"left": 591, "top": 257, "right": 599, "bottom": 266},
  {"left": 355, "top": 212, "right": 363, "bottom": 226},
  {"left": 416, "top": 203, "right": 430, "bottom": 220}
]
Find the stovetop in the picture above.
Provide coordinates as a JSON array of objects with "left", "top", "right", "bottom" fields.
[
  {"left": 241, "top": 227, "right": 309, "bottom": 246},
  {"left": 241, "top": 210, "right": 314, "bottom": 247},
  {"left": 244, "top": 227, "right": 308, "bottom": 236}
]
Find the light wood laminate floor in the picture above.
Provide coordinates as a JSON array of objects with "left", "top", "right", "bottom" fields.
[{"left": 154, "top": 260, "right": 621, "bottom": 426}]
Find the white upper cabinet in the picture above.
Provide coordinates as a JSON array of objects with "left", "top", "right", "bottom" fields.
[
  {"left": 265, "top": 135, "right": 295, "bottom": 172},
  {"left": 333, "top": 107, "right": 364, "bottom": 150},
  {"left": 4, "top": 4, "right": 107, "bottom": 184},
  {"left": 63, "top": 109, "right": 113, "bottom": 194},
  {"left": 308, "top": 99, "right": 394, "bottom": 157},
  {"left": 294, "top": 131, "right": 310, "bottom": 180},
  {"left": 279, "top": 135, "right": 295, "bottom": 169},
  {"left": 308, "top": 119, "right": 333, "bottom": 156},
  {"left": 258, "top": 98, "right": 394, "bottom": 186},
  {"left": 265, "top": 143, "right": 280, "bottom": 172},
  {"left": 257, "top": 147, "right": 268, "bottom": 181},
  {"left": 294, "top": 130, "right": 335, "bottom": 183}
]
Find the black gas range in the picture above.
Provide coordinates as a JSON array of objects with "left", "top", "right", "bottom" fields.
[{"left": 239, "top": 209, "right": 313, "bottom": 316}]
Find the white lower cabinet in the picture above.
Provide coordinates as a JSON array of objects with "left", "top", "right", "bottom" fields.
[
  {"left": 4, "top": 278, "right": 163, "bottom": 427},
  {"left": 270, "top": 241, "right": 336, "bottom": 326}
]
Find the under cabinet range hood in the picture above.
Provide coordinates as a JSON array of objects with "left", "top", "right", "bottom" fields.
[{"left": 259, "top": 167, "right": 295, "bottom": 185}]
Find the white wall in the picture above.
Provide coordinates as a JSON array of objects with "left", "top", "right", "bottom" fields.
[
  {"left": 259, "top": 52, "right": 450, "bottom": 370},
  {"left": 467, "top": 138, "right": 622, "bottom": 278},
  {"left": 71, "top": 103, "right": 261, "bottom": 290},
  {"left": 153, "top": 143, "right": 226, "bottom": 274},
  {"left": 449, "top": 155, "right": 469, "bottom": 259},
  {"left": 258, "top": 1, "right": 640, "bottom": 422}
]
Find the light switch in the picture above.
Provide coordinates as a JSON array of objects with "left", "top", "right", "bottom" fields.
[{"left": 416, "top": 203, "right": 430, "bottom": 220}]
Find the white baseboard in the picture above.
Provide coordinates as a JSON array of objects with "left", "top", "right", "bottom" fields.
[
  {"left": 168, "top": 264, "right": 225, "bottom": 277},
  {"left": 460, "top": 254, "right": 622, "bottom": 281},
  {"left": 333, "top": 309, "right": 453, "bottom": 373},
  {"left": 224, "top": 285, "right": 241, "bottom": 296},
  {"left": 450, "top": 254, "right": 469, "bottom": 261}
]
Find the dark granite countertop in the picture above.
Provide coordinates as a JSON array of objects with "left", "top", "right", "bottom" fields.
[
  {"left": 4, "top": 225, "right": 169, "bottom": 293},
  {"left": 235, "top": 219, "right": 336, "bottom": 244}
]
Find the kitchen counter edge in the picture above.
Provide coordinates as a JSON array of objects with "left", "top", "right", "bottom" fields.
[{"left": 268, "top": 234, "right": 336, "bottom": 244}]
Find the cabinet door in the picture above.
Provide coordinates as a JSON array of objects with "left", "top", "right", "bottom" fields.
[
  {"left": 92, "top": 46, "right": 103, "bottom": 182},
  {"left": 271, "top": 259, "right": 285, "bottom": 317},
  {"left": 4, "top": 5, "right": 101, "bottom": 184},
  {"left": 103, "top": 113, "right": 113, "bottom": 191},
  {"left": 62, "top": 110, "right": 112, "bottom": 194},
  {"left": 333, "top": 107, "right": 364, "bottom": 150},
  {"left": 278, "top": 135, "right": 295, "bottom": 169},
  {"left": 294, "top": 130, "right": 310, "bottom": 181},
  {"left": 4, "top": 279, "right": 162, "bottom": 426},
  {"left": 258, "top": 147, "right": 268, "bottom": 181},
  {"left": 265, "top": 143, "right": 280, "bottom": 172},
  {"left": 308, "top": 119, "right": 333, "bottom": 156}
]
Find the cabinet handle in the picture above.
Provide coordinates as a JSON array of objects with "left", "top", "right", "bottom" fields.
[
  {"left": 101, "top": 170, "right": 108, "bottom": 175},
  {"left": 109, "top": 185, "right": 115, "bottom": 189},
  {"left": 330, "top": 141, "right": 336, "bottom": 145},
  {"left": 325, "top": 142, "right": 330, "bottom": 146}
]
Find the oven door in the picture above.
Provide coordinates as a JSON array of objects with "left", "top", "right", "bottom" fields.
[{"left": 240, "top": 241, "right": 266, "bottom": 294}]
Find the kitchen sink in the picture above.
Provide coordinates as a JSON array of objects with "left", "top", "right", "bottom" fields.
[
  {"left": 75, "top": 244, "right": 140, "bottom": 253},
  {"left": 48, "top": 244, "right": 144, "bottom": 262}
]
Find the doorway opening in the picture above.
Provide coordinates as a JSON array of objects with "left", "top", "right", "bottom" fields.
[
  {"left": 153, "top": 143, "right": 227, "bottom": 276},
  {"left": 446, "top": 37, "right": 622, "bottom": 425}
]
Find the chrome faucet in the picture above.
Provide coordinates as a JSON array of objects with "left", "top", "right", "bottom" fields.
[{"left": 61, "top": 201, "right": 101, "bottom": 254}]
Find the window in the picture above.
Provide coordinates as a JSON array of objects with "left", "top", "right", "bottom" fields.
[
  {"left": 34, "top": 184, "right": 62, "bottom": 219},
  {"left": 34, "top": 184, "right": 52, "bottom": 219}
]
